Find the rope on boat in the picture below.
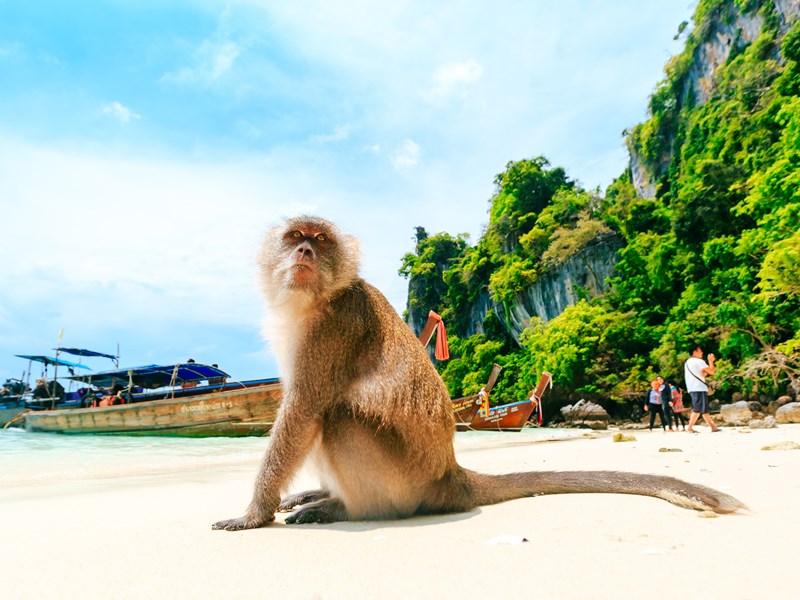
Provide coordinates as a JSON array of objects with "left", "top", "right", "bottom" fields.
[
  {"left": 169, "top": 365, "right": 179, "bottom": 399},
  {"left": 3, "top": 409, "right": 30, "bottom": 429}
]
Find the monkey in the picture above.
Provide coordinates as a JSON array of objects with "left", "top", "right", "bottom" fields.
[{"left": 212, "top": 216, "right": 744, "bottom": 531}]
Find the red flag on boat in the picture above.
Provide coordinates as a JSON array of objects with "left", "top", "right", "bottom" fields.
[
  {"left": 434, "top": 316, "right": 449, "bottom": 360},
  {"left": 417, "top": 310, "right": 449, "bottom": 360}
]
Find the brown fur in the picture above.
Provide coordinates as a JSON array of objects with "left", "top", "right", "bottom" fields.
[{"left": 212, "top": 216, "right": 745, "bottom": 531}]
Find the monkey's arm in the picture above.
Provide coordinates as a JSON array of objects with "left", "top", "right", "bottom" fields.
[{"left": 212, "top": 404, "right": 321, "bottom": 531}]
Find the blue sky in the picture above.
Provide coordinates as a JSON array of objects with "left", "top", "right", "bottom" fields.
[{"left": 0, "top": 1, "right": 695, "bottom": 385}]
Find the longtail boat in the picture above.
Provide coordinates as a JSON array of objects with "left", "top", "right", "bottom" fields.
[
  {"left": 2, "top": 347, "right": 109, "bottom": 427},
  {"left": 457, "top": 371, "right": 552, "bottom": 432},
  {"left": 23, "top": 363, "right": 282, "bottom": 437},
  {"left": 0, "top": 396, "right": 26, "bottom": 428},
  {"left": 451, "top": 363, "right": 503, "bottom": 428}
]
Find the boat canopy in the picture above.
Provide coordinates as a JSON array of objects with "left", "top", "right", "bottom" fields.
[
  {"left": 15, "top": 355, "right": 91, "bottom": 369},
  {"left": 58, "top": 347, "right": 118, "bottom": 361},
  {"left": 68, "top": 363, "right": 230, "bottom": 389}
]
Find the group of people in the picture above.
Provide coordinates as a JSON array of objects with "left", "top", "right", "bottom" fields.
[
  {"left": 1, "top": 379, "right": 28, "bottom": 397},
  {"left": 644, "top": 344, "right": 720, "bottom": 434},
  {"left": 644, "top": 375, "right": 686, "bottom": 431}
]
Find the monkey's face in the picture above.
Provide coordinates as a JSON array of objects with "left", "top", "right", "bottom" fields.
[
  {"left": 284, "top": 223, "right": 333, "bottom": 288},
  {"left": 259, "top": 216, "right": 360, "bottom": 305}
]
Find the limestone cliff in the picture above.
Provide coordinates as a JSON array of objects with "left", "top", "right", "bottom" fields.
[
  {"left": 498, "top": 234, "right": 621, "bottom": 340},
  {"left": 436, "top": 233, "right": 621, "bottom": 344}
]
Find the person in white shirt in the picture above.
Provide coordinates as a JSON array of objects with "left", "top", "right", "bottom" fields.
[{"left": 684, "top": 344, "right": 720, "bottom": 433}]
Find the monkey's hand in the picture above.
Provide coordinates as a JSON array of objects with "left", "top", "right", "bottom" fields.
[{"left": 211, "top": 513, "right": 275, "bottom": 531}]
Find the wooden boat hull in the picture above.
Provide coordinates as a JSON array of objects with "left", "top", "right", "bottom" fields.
[
  {"left": 1, "top": 405, "right": 25, "bottom": 427},
  {"left": 452, "top": 394, "right": 481, "bottom": 428},
  {"left": 1, "top": 396, "right": 27, "bottom": 427},
  {"left": 23, "top": 381, "right": 282, "bottom": 437},
  {"left": 456, "top": 399, "right": 535, "bottom": 432}
]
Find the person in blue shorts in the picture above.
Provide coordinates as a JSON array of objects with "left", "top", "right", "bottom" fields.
[{"left": 684, "top": 344, "right": 720, "bottom": 433}]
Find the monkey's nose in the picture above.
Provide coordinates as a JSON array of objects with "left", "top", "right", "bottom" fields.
[{"left": 295, "top": 242, "right": 315, "bottom": 261}]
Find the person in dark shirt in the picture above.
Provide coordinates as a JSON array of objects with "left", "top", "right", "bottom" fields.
[{"left": 656, "top": 376, "right": 676, "bottom": 432}]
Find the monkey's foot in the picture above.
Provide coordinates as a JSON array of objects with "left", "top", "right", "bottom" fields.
[
  {"left": 211, "top": 514, "right": 275, "bottom": 531},
  {"left": 285, "top": 498, "right": 347, "bottom": 524},
  {"left": 278, "top": 489, "right": 330, "bottom": 512}
]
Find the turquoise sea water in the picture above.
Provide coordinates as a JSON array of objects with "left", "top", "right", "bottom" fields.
[{"left": 0, "top": 427, "right": 579, "bottom": 501}]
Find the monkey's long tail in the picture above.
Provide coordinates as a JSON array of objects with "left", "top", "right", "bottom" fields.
[{"left": 465, "top": 470, "right": 746, "bottom": 514}]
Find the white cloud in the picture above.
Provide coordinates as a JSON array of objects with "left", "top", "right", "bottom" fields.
[
  {"left": 424, "top": 58, "right": 483, "bottom": 100},
  {"left": 209, "top": 41, "right": 240, "bottom": 78},
  {"left": 391, "top": 139, "right": 420, "bottom": 169},
  {"left": 309, "top": 125, "right": 351, "bottom": 144},
  {"left": 101, "top": 101, "right": 141, "bottom": 123},
  {"left": 161, "top": 40, "right": 241, "bottom": 86}
]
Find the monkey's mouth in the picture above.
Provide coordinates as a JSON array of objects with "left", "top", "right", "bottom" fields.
[{"left": 288, "top": 263, "right": 317, "bottom": 285}]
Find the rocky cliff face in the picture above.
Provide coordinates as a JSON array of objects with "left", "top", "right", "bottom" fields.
[
  {"left": 498, "top": 234, "right": 621, "bottom": 343},
  {"left": 405, "top": 280, "right": 429, "bottom": 342},
  {"left": 629, "top": 145, "right": 658, "bottom": 200},
  {"left": 685, "top": 5, "right": 765, "bottom": 107},
  {"left": 460, "top": 234, "right": 622, "bottom": 343},
  {"left": 630, "top": 0, "right": 800, "bottom": 198},
  {"left": 776, "top": 0, "right": 800, "bottom": 30}
]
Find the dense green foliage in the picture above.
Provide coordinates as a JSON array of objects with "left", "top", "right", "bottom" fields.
[{"left": 400, "top": 1, "right": 800, "bottom": 411}]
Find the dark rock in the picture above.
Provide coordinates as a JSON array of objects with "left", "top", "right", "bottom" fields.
[{"left": 560, "top": 399, "right": 609, "bottom": 430}]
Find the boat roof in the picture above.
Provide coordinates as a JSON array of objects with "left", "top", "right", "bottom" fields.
[
  {"left": 15, "top": 355, "right": 91, "bottom": 369},
  {"left": 68, "top": 363, "right": 230, "bottom": 389},
  {"left": 58, "top": 347, "right": 117, "bottom": 361}
]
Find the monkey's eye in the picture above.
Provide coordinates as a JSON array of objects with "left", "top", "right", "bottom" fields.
[
  {"left": 315, "top": 233, "right": 328, "bottom": 242},
  {"left": 290, "top": 230, "right": 303, "bottom": 239}
]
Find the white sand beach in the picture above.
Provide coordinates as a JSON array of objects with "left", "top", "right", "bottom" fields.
[{"left": 3, "top": 424, "right": 799, "bottom": 600}]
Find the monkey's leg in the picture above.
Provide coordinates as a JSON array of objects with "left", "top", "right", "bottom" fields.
[
  {"left": 212, "top": 412, "right": 322, "bottom": 531},
  {"left": 278, "top": 489, "right": 330, "bottom": 512},
  {"left": 284, "top": 498, "right": 348, "bottom": 524}
]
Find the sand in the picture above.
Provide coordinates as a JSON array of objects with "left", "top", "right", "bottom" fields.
[{"left": 3, "top": 424, "right": 800, "bottom": 600}]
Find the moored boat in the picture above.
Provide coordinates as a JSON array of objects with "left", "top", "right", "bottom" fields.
[
  {"left": 1, "top": 377, "right": 28, "bottom": 427},
  {"left": 1, "top": 396, "right": 26, "bottom": 428},
  {"left": 456, "top": 398, "right": 536, "bottom": 432},
  {"left": 451, "top": 394, "right": 481, "bottom": 427},
  {"left": 458, "top": 371, "right": 552, "bottom": 432},
  {"left": 2, "top": 352, "right": 96, "bottom": 427},
  {"left": 23, "top": 363, "right": 282, "bottom": 437},
  {"left": 451, "top": 363, "right": 503, "bottom": 428}
]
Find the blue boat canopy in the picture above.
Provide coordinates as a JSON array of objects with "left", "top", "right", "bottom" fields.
[
  {"left": 68, "top": 363, "right": 230, "bottom": 389},
  {"left": 58, "top": 348, "right": 118, "bottom": 361},
  {"left": 15, "top": 355, "right": 91, "bottom": 369}
]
